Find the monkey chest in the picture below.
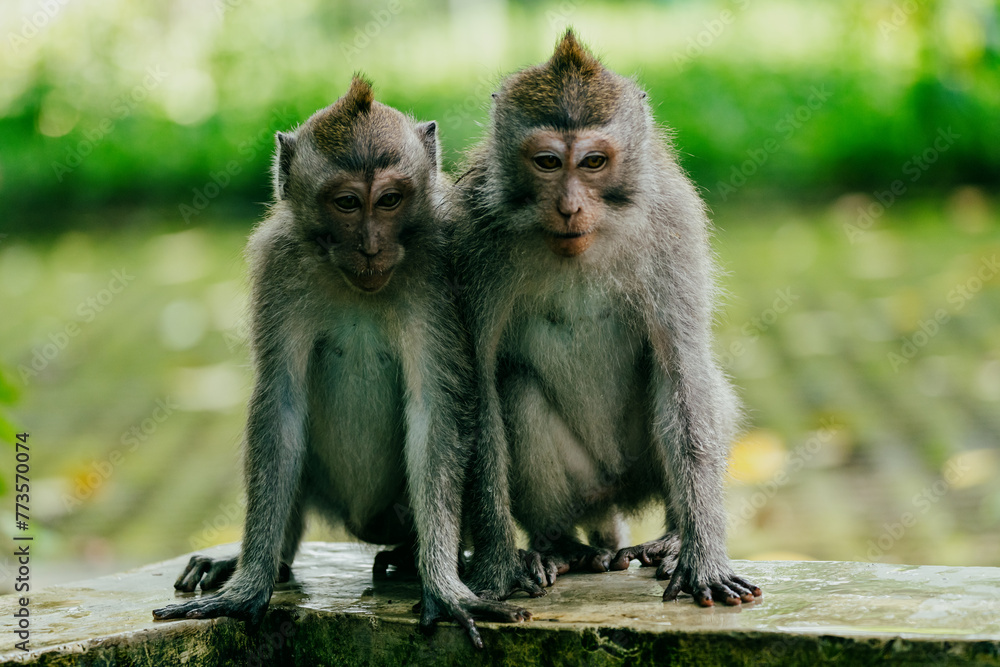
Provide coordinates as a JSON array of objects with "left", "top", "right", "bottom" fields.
[
  {"left": 306, "top": 316, "right": 406, "bottom": 501},
  {"left": 507, "top": 290, "right": 646, "bottom": 435},
  {"left": 515, "top": 291, "right": 643, "bottom": 391}
]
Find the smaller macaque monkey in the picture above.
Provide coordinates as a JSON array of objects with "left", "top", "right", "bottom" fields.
[
  {"left": 153, "top": 77, "right": 529, "bottom": 648},
  {"left": 457, "top": 31, "right": 762, "bottom": 607}
]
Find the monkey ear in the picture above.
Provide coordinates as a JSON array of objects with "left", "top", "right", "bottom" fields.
[
  {"left": 274, "top": 131, "right": 296, "bottom": 200},
  {"left": 416, "top": 121, "right": 440, "bottom": 171}
]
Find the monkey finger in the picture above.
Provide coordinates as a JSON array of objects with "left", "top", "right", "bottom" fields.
[
  {"left": 152, "top": 602, "right": 194, "bottom": 620},
  {"left": 654, "top": 559, "right": 675, "bottom": 581},
  {"left": 709, "top": 583, "right": 741, "bottom": 606}
]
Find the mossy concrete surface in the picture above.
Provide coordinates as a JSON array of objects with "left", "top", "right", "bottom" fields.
[{"left": 1, "top": 543, "right": 999, "bottom": 666}]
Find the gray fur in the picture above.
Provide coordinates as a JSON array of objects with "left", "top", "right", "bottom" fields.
[
  {"left": 154, "top": 80, "right": 529, "bottom": 644},
  {"left": 457, "top": 32, "right": 759, "bottom": 605}
]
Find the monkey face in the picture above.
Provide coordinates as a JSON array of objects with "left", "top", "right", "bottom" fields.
[
  {"left": 520, "top": 129, "right": 620, "bottom": 258},
  {"left": 316, "top": 169, "right": 413, "bottom": 294}
]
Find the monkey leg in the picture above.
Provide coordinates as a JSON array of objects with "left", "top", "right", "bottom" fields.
[
  {"left": 153, "top": 362, "right": 310, "bottom": 627},
  {"left": 610, "top": 532, "right": 681, "bottom": 577}
]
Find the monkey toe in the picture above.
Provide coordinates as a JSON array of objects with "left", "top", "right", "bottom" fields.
[
  {"left": 654, "top": 559, "right": 675, "bottom": 580},
  {"left": 709, "top": 582, "right": 742, "bottom": 606},
  {"left": 173, "top": 555, "right": 211, "bottom": 592},
  {"left": 200, "top": 559, "right": 238, "bottom": 590},
  {"left": 519, "top": 549, "right": 548, "bottom": 588},
  {"left": 613, "top": 534, "right": 681, "bottom": 573},
  {"left": 515, "top": 574, "right": 547, "bottom": 598},
  {"left": 466, "top": 598, "right": 532, "bottom": 623},
  {"left": 730, "top": 575, "right": 762, "bottom": 599},
  {"left": 589, "top": 550, "right": 612, "bottom": 572},
  {"left": 373, "top": 546, "right": 417, "bottom": 580}
]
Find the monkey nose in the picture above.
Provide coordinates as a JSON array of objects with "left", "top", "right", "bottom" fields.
[{"left": 558, "top": 200, "right": 582, "bottom": 220}]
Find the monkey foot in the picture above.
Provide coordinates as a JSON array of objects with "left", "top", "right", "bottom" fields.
[
  {"left": 418, "top": 591, "right": 532, "bottom": 650},
  {"left": 373, "top": 543, "right": 418, "bottom": 579},
  {"left": 610, "top": 532, "right": 681, "bottom": 578},
  {"left": 522, "top": 537, "right": 616, "bottom": 588},
  {"left": 153, "top": 588, "right": 272, "bottom": 626},
  {"left": 663, "top": 563, "right": 762, "bottom": 607},
  {"left": 467, "top": 556, "right": 547, "bottom": 601}
]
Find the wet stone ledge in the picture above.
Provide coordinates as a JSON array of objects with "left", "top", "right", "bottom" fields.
[{"left": 1, "top": 542, "right": 999, "bottom": 666}]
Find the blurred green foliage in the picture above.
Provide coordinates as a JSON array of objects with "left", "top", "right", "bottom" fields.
[{"left": 1, "top": 0, "right": 998, "bottom": 230}]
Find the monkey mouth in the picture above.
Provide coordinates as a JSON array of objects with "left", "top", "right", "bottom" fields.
[
  {"left": 346, "top": 268, "right": 394, "bottom": 293},
  {"left": 545, "top": 229, "right": 594, "bottom": 257}
]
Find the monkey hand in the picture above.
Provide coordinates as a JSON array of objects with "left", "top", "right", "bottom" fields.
[
  {"left": 661, "top": 554, "right": 762, "bottom": 607},
  {"left": 418, "top": 587, "right": 532, "bottom": 650},
  {"left": 152, "top": 585, "right": 273, "bottom": 627},
  {"left": 610, "top": 533, "right": 681, "bottom": 577}
]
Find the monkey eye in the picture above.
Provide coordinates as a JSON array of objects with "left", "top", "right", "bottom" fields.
[
  {"left": 333, "top": 194, "right": 361, "bottom": 212},
  {"left": 579, "top": 154, "right": 607, "bottom": 170},
  {"left": 532, "top": 153, "right": 562, "bottom": 171},
  {"left": 376, "top": 192, "right": 402, "bottom": 209}
]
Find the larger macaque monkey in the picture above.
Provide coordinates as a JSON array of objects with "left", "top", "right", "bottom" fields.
[
  {"left": 457, "top": 32, "right": 762, "bottom": 607},
  {"left": 153, "top": 77, "right": 528, "bottom": 647}
]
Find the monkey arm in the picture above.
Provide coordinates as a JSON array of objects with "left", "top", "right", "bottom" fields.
[
  {"left": 154, "top": 282, "right": 312, "bottom": 625},
  {"left": 637, "top": 206, "right": 762, "bottom": 606},
  {"left": 399, "top": 314, "right": 531, "bottom": 649}
]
